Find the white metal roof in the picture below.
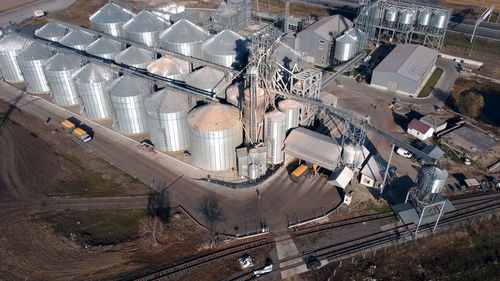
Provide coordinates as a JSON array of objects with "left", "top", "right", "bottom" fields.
[
  {"left": 301, "top": 15, "right": 352, "bottom": 40},
  {"left": 201, "top": 30, "right": 247, "bottom": 56},
  {"left": 329, "top": 166, "right": 354, "bottom": 189},
  {"left": 159, "top": 19, "right": 208, "bottom": 43},
  {"left": 373, "top": 44, "right": 438, "bottom": 82},
  {"left": 89, "top": 2, "right": 135, "bottom": 24}
]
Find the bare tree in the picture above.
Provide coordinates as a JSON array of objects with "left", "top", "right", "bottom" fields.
[
  {"left": 147, "top": 184, "right": 170, "bottom": 222},
  {"left": 198, "top": 191, "right": 224, "bottom": 247},
  {"left": 138, "top": 216, "right": 165, "bottom": 249}
]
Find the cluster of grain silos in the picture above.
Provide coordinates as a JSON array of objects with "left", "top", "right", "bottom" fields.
[{"left": 381, "top": 5, "right": 449, "bottom": 32}]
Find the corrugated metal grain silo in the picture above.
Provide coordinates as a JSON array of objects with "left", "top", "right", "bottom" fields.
[
  {"left": 0, "top": 34, "right": 29, "bottom": 82},
  {"left": 85, "top": 37, "right": 125, "bottom": 60},
  {"left": 201, "top": 30, "right": 248, "bottom": 69},
  {"left": 114, "top": 46, "right": 154, "bottom": 69},
  {"left": 60, "top": 29, "right": 97, "bottom": 51},
  {"left": 122, "top": 10, "right": 169, "bottom": 47},
  {"left": 264, "top": 110, "right": 287, "bottom": 165},
  {"left": 89, "top": 2, "right": 135, "bottom": 37},
  {"left": 73, "top": 63, "right": 115, "bottom": 119},
  {"left": 278, "top": 99, "right": 301, "bottom": 130},
  {"left": 17, "top": 42, "right": 54, "bottom": 93},
  {"left": 159, "top": 19, "right": 209, "bottom": 57},
  {"left": 34, "top": 22, "right": 70, "bottom": 42},
  {"left": 145, "top": 89, "right": 190, "bottom": 151},
  {"left": 146, "top": 56, "right": 190, "bottom": 81},
  {"left": 43, "top": 53, "right": 84, "bottom": 106},
  {"left": 185, "top": 66, "right": 231, "bottom": 98},
  {"left": 108, "top": 75, "right": 151, "bottom": 134},
  {"left": 187, "top": 103, "right": 243, "bottom": 171}
]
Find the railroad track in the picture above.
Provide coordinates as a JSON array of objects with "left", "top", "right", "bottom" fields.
[
  {"left": 133, "top": 192, "right": 500, "bottom": 281},
  {"left": 131, "top": 239, "right": 272, "bottom": 281}
]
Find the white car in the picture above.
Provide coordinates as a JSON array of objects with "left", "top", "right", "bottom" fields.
[{"left": 396, "top": 148, "right": 412, "bottom": 158}]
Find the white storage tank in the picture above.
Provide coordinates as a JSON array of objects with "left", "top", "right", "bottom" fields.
[
  {"left": 278, "top": 99, "right": 301, "bottom": 130},
  {"left": 417, "top": 8, "right": 432, "bottom": 26},
  {"left": 73, "top": 63, "right": 115, "bottom": 119},
  {"left": 185, "top": 66, "right": 232, "bottom": 98},
  {"left": 398, "top": 9, "right": 415, "bottom": 25},
  {"left": 89, "top": 2, "right": 135, "bottom": 37},
  {"left": 114, "top": 46, "right": 154, "bottom": 69},
  {"left": 417, "top": 165, "right": 448, "bottom": 194},
  {"left": 384, "top": 7, "right": 398, "bottom": 23},
  {"left": 145, "top": 89, "right": 190, "bottom": 151},
  {"left": 0, "top": 34, "right": 29, "bottom": 82},
  {"left": 264, "top": 110, "right": 287, "bottom": 165},
  {"left": 109, "top": 75, "right": 151, "bottom": 134},
  {"left": 334, "top": 32, "right": 358, "bottom": 62},
  {"left": 146, "top": 56, "right": 190, "bottom": 81},
  {"left": 43, "top": 53, "right": 83, "bottom": 106},
  {"left": 34, "top": 22, "right": 70, "bottom": 42},
  {"left": 60, "top": 29, "right": 97, "bottom": 51},
  {"left": 17, "top": 42, "right": 54, "bottom": 93},
  {"left": 159, "top": 19, "right": 209, "bottom": 58},
  {"left": 201, "top": 30, "right": 248, "bottom": 69},
  {"left": 187, "top": 104, "right": 243, "bottom": 171},
  {"left": 123, "top": 10, "right": 169, "bottom": 47},
  {"left": 431, "top": 10, "right": 448, "bottom": 29},
  {"left": 85, "top": 37, "right": 125, "bottom": 60}
]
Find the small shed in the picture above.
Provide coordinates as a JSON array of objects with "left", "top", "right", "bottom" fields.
[
  {"left": 360, "top": 155, "right": 393, "bottom": 189},
  {"left": 407, "top": 118, "right": 434, "bottom": 140},
  {"left": 422, "top": 145, "right": 444, "bottom": 161},
  {"left": 328, "top": 166, "right": 354, "bottom": 189},
  {"left": 420, "top": 114, "right": 447, "bottom": 132}
]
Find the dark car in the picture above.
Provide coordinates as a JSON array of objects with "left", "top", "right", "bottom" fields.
[{"left": 305, "top": 256, "right": 321, "bottom": 269}]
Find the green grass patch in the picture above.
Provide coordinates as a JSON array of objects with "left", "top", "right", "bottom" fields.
[
  {"left": 41, "top": 209, "right": 147, "bottom": 246},
  {"left": 364, "top": 201, "right": 392, "bottom": 213},
  {"left": 60, "top": 153, "right": 83, "bottom": 169},
  {"left": 444, "top": 33, "right": 500, "bottom": 56},
  {"left": 0, "top": 112, "right": 6, "bottom": 119},
  {"left": 49, "top": 172, "right": 124, "bottom": 197},
  {"left": 418, "top": 67, "right": 443, "bottom": 98}
]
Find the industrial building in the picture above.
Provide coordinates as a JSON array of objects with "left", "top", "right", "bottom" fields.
[
  {"left": 407, "top": 118, "right": 434, "bottom": 140},
  {"left": 293, "top": 15, "right": 353, "bottom": 67},
  {"left": 371, "top": 44, "right": 438, "bottom": 96}
]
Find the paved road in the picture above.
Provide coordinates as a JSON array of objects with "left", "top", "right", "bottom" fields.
[
  {"left": 0, "top": 0, "right": 77, "bottom": 27},
  {"left": 0, "top": 81, "right": 342, "bottom": 235}
]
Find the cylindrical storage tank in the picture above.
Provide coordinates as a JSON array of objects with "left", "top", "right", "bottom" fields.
[
  {"left": 334, "top": 33, "right": 357, "bottom": 62},
  {"left": 89, "top": 2, "right": 135, "bottom": 37},
  {"left": 146, "top": 56, "right": 190, "bottom": 81},
  {"left": 278, "top": 99, "right": 301, "bottom": 130},
  {"left": 109, "top": 75, "right": 150, "bottom": 134},
  {"left": 74, "top": 63, "right": 115, "bottom": 119},
  {"left": 417, "top": 165, "right": 448, "bottom": 194},
  {"left": 17, "top": 42, "right": 54, "bottom": 93},
  {"left": 159, "top": 19, "right": 209, "bottom": 58},
  {"left": 398, "top": 9, "right": 415, "bottom": 25},
  {"left": 187, "top": 104, "right": 243, "bottom": 171},
  {"left": 43, "top": 53, "right": 83, "bottom": 106},
  {"left": 431, "top": 10, "right": 448, "bottom": 29},
  {"left": 264, "top": 110, "right": 287, "bottom": 165},
  {"left": 85, "top": 37, "right": 125, "bottom": 60},
  {"left": 0, "top": 34, "right": 29, "bottom": 82},
  {"left": 417, "top": 8, "right": 432, "bottom": 26},
  {"left": 185, "top": 66, "right": 231, "bottom": 97},
  {"left": 201, "top": 30, "right": 248, "bottom": 69},
  {"left": 384, "top": 7, "right": 398, "bottom": 23},
  {"left": 145, "top": 89, "right": 190, "bottom": 151},
  {"left": 114, "top": 46, "right": 154, "bottom": 69},
  {"left": 342, "top": 143, "right": 356, "bottom": 165},
  {"left": 248, "top": 163, "right": 258, "bottom": 180},
  {"left": 122, "top": 11, "right": 169, "bottom": 47},
  {"left": 60, "top": 29, "right": 97, "bottom": 51},
  {"left": 34, "top": 22, "right": 70, "bottom": 42}
]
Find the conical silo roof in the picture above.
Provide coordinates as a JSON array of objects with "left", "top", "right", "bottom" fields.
[
  {"left": 44, "top": 53, "right": 83, "bottom": 71},
  {"left": 146, "top": 57, "right": 189, "bottom": 78},
  {"left": 73, "top": 63, "right": 114, "bottom": 84},
  {"left": 89, "top": 2, "right": 135, "bottom": 24},
  {"left": 18, "top": 42, "right": 53, "bottom": 61},
  {"left": 145, "top": 89, "right": 189, "bottom": 114},
  {"left": 123, "top": 11, "right": 168, "bottom": 33},
  {"left": 85, "top": 37, "right": 124, "bottom": 56},
  {"left": 108, "top": 75, "right": 150, "bottom": 97},
  {"left": 0, "top": 34, "right": 29, "bottom": 52},
  {"left": 60, "top": 29, "right": 96, "bottom": 48},
  {"left": 188, "top": 103, "right": 241, "bottom": 132},
  {"left": 159, "top": 19, "right": 208, "bottom": 44},
  {"left": 35, "top": 22, "right": 69, "bottom": 41},
  {"left": 114, "top": 46, "right": 154, "bottom": 67},
  {"left": 185, "top": 67, "right": 228, "bottom": 92},
  {"left": 201, "top": 30, "right": 246, "bottom": 56}
]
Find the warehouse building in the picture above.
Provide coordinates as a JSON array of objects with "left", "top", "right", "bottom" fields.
[
  {"left": 371, "top": 44, "right": 438, "bottom": 96},
  {"left": 294, "top": 15, "right": 352, "bottom": 67}
]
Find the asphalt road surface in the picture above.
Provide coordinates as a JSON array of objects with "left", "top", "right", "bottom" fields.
[{"left": 0, "top": 0, "right": 77, "bottom": 27}]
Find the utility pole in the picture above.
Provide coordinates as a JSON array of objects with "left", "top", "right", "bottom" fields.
[{"left": 379, "top": 143, "right": 395, "bottom": 199}]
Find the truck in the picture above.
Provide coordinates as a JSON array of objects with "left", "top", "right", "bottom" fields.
[
  {"left": 34, "top": 10, "right": 45, "bottom": 17},
  {"left": 290, "top": 164, "right": 310, "bottom": 183},
  {"left": 60, "top": 119, "right": 92, "bottom": 143}
]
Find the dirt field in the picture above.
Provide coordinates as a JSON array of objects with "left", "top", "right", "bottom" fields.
[{"left": 0, "top": 0, "right": 40, "bottom": 13}]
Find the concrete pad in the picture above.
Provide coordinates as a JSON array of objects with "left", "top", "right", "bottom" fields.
[
  {"left": 281, "top": 264, "right": 308, "bottom": 279},
  {"left": 279, "top": 257, "right": 303, "bottom": 268},
  {"left": 276, "top": 237, "right": 300, "bottom": 261}
]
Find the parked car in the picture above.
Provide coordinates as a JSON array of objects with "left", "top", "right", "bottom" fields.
[{"left": 396, "top": 148, "right": 412, "bottom": 158}]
